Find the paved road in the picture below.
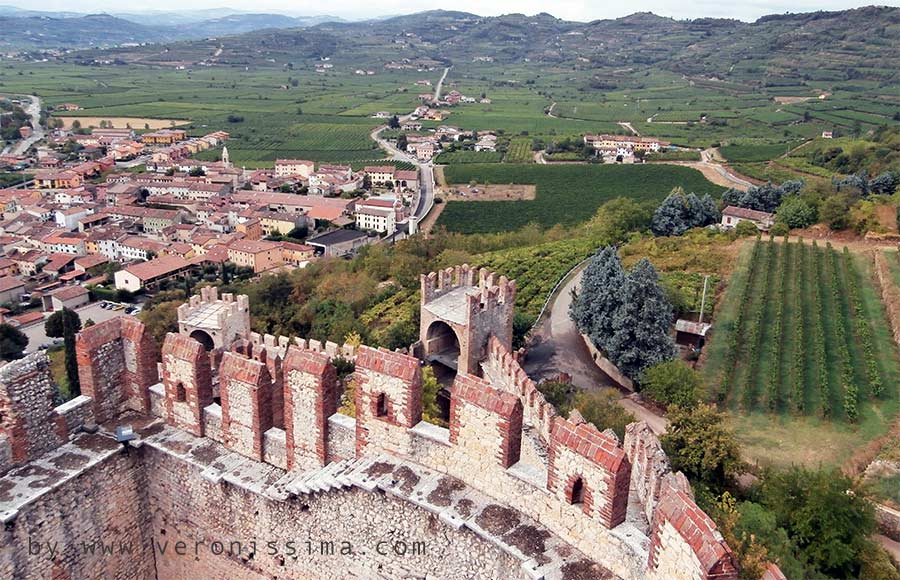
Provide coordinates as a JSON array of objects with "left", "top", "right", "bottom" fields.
[
  {"left": 524, "top": 266, "right": 667, "bottom": 434},
  {"left": 8, "top": 95, "right": 44, "bottom": 156},
  {"left": 433, "top": 67, "right": 451, "bottom": 101},
  {"left": 22, "top": 302, "right": 134, "bottom": 354}
]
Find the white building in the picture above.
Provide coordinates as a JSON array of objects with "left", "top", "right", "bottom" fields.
[
  {"left": 274, "top": 159, "right": 315, "bottom": 179},
  {"left": 721, "top": 206, "right": 775, "bottom": 231}
]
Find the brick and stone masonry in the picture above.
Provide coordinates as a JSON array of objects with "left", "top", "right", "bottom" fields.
[
  {"left": 76, "top": 316, "right": 158, "bottom": 422},
  {"left": 0, "top": 272, "right": 763, "bottom": 580},
  {"left": 161, "top": 332, "right": 212, "bottom": 437},
  {"left": 420, "top": 264, "right": 515, "bottom": 375},
  {"left": 283, "top": 346, "right": 338, "bottom": 470}
]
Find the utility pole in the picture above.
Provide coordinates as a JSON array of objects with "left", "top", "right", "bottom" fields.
[{"left": 698, "top": 275, "right": 710, "bottom": 325}]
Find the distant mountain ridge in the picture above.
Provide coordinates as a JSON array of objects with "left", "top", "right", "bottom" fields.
[
  {"left": 0, "top": 7, "right": 348, "bottom": 48},
  {"left": 2, "top": 4, "right": 898, "bottom": 87}
]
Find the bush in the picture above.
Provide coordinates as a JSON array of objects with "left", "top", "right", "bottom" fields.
[
  {"left": 640, "top": 360, "right": 705, "bottom": 408},
  {"left": 661, "top": 404, "right": 742, "bottom": 487},
  {"left": 769, "top": 222, "right": 789, "bottom": 237},
  {"left": 776, "top": 196, "right": 816, "bottom": 228},
  {"left": 734, "top": 220, "right": 760, "bottom": 237},
  {"left": 572, "top": 390, "right": 635, "bottom": 441}
]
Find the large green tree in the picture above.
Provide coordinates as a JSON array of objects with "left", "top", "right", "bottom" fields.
[
  {"left": 760, "top": 467, "right": 876, "bottom": 579},
  {"left": 46, "top": 308, "right": 82, "bottom": 397},
  {"left": 45, "top": 308, "right": 81, "bottom": 338},
  {"left": 0, "top": 323, "right": 28, "bottom": 361},
  {"left": 661, "top": 403, "right": 742, "bottom": 488},
  {"left": 569, "top": 246, "right": 626, "bottom": 346},
  {"left": 606, "top": 259, "right": 676, "bottom": 378},
  {"left": 640, "top": 359, "right": 705, "bottom": 408}
]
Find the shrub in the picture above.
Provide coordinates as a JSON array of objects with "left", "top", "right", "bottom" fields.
[
  {"left": 661, "top": 404, "right": 742, "bottom": 487},
  {"left": 640, "top": 360, "right": 705, "bottom": 408},
  {"left": 769, "top": 222, "right": 789, "bottom": 237},
  {"left": 734, "top": 220, "right": 760, "bottom": 237}
]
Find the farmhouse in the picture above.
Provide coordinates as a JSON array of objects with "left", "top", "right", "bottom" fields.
[
  {"left": 584, "top": 134, "right": 670, "bottom": 153},
  {"left": 226, "top": 239, "right": 283, "bottom": 273},
  {"left": 141, "top": 129, "right": 188, "bottom": 145},
  {"left": 355, "top": 198, "right": 398, "bottom": 234},
  {"left": 363, "top": 165, "right": 396, "bottom": 187},
  {"left": 721, "top": 206, "right": 775, "bottom": 231}
]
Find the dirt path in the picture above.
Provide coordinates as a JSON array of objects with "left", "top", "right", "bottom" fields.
[
  {"left": 546, "top": 102, "right": 557, "bottom": 118},
  {"left": 617, "top": 121, "right": 640, "bottom": 136},
  {"left": 418, "top": 200, "right": 446, "bottom": 234}
]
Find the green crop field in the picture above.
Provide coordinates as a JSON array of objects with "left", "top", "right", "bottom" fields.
[
  {"left": 705, "top": 239, "right": 898, "bottom": 425},
  {"left": 719, "top": 142, "right": 799, "bottom": 163},
  {"left": 437, "top": 164, "right": 723, "bottom": 234},
  {"left": 435, "top": 150, "right": 503, "bottom": 164},
  {"left": 503, "top": 137, "right": 535, "bottom": 163}
]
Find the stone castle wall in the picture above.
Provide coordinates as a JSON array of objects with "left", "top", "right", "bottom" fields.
[{"left": 0, "top": 275, "right": 766, "bottom": 580}]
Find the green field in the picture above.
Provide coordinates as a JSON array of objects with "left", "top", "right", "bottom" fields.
[
  {"left": 705, "top": 239, "right": 898, "bottom": 422},
  {"left": 435, "top": 150, "right": 503, "bottom": 164},
  {"left": 503, "top": 137, "right": 535, "bottom": 163},
  {"left": 703, "top": 239, "right": 900, "bottom": 468},
  {"left": 436, "top": 164, "right": 724, "bottom": 233},
  {"left": 719, "top": 142, "right": 799, "bottom": 163}
]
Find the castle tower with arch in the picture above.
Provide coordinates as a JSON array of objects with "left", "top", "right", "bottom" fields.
[{"left": 419, "top": 264, "right": 516, "bottom": 375}]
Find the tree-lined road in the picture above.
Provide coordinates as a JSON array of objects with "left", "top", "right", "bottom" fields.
[
  {"left": 524, "top": 266, "right": 667, "bottom": 434},
  {"left": 7, "top": 96, "right": 44, "bottom": 156}
]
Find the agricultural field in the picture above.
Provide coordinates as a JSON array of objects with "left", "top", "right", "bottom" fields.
[
  {"left": 435, "top": 150, "right": 503, "bottom": 164},
  {"left": 503, "top": 137, "right": 535, "bottom": 163},
  {"left": 703, "top": 238, "right": 900, "bottom": 467},
  {"left": 719, "top": 142, "right": 800, "bottom": 163},
  {"left": 0, "top": 62, "right": 429, "bottom": 165},
  {"left": 437, "top": 164, "right": 723, "bottom": 234}
]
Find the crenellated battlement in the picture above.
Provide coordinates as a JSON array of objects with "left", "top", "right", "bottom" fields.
[
  {"left": 420, "top": 265, "right": 515, "bottom": 375},
  {"left": 0, "top": 288, "right": 764, "bottom": 580}
]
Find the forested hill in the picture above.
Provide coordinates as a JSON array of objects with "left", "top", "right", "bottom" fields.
[{"left": 46, "top": 6, "right": 897, "bottom": 86}]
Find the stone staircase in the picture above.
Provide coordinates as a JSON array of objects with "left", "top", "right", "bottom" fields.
[{"left": 264, "top": 455, "right": 623, "bottom": 580}]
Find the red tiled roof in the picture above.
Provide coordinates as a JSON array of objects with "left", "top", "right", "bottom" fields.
[
  {"left": 49, "top": 285, "right": 89, "bottom": 301},
  {"left": 0, "top": 276, "right": 24, "bottom": 292},
  {"left": 722, "top": 205, "right": 773, "bottom": 221},
  {"left": 123, "top": 255, "right": 191, "bottom": 281}
]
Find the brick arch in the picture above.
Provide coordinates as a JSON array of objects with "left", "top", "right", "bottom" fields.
[
  {"left": 565, "top": 474, "right": 592, "bottom": 515},
  {"left": 189, "top": 329, "right": 215, "bottom": 351},
  {"left": 425, "top": 320, "right": 461, "bottom": 358}
]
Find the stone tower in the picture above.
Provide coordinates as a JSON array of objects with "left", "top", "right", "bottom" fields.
[
  {"left": 177, "top": 286, "right": 250, "bottom": 351},
  {"left": 221, "top": 145, "right": 230, "bottom": 168},
  {"left": 419, "top": 264, "right": 515, "bottom": 376}
]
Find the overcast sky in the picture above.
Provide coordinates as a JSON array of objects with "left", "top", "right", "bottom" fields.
[{"left": 6, "top": 0, "right": 898, "bottom": 22}]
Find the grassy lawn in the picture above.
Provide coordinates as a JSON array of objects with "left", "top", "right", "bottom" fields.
[
  {"left": 46, "top": 345, "right": 71, "bottom": 400},
  {"left": 437, "top": 163, "right": 724, "bottom": 233},
  {"left": 704, "top": 240, "right": 900, "bottom": 468}
]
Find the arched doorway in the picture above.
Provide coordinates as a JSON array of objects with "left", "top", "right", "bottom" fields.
[
  {"left": 425, "top": 321, "right": 460, "bottom": 422},
  {"left": 425, "top": 321, "right": 460, "bottom": 369},
  {"left": 189, "top": 329, "right": 215, "bottom": 351}
]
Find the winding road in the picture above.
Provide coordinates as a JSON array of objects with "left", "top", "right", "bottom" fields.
[
  {"left": 368, "top": 68, "right": 449, "bottom": 226},
  {"left": 3, "top": 95, "right": 43, "bottom": 156},
  {"left": 524, "top": 266, "right": 667, "bottom": 434}
]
